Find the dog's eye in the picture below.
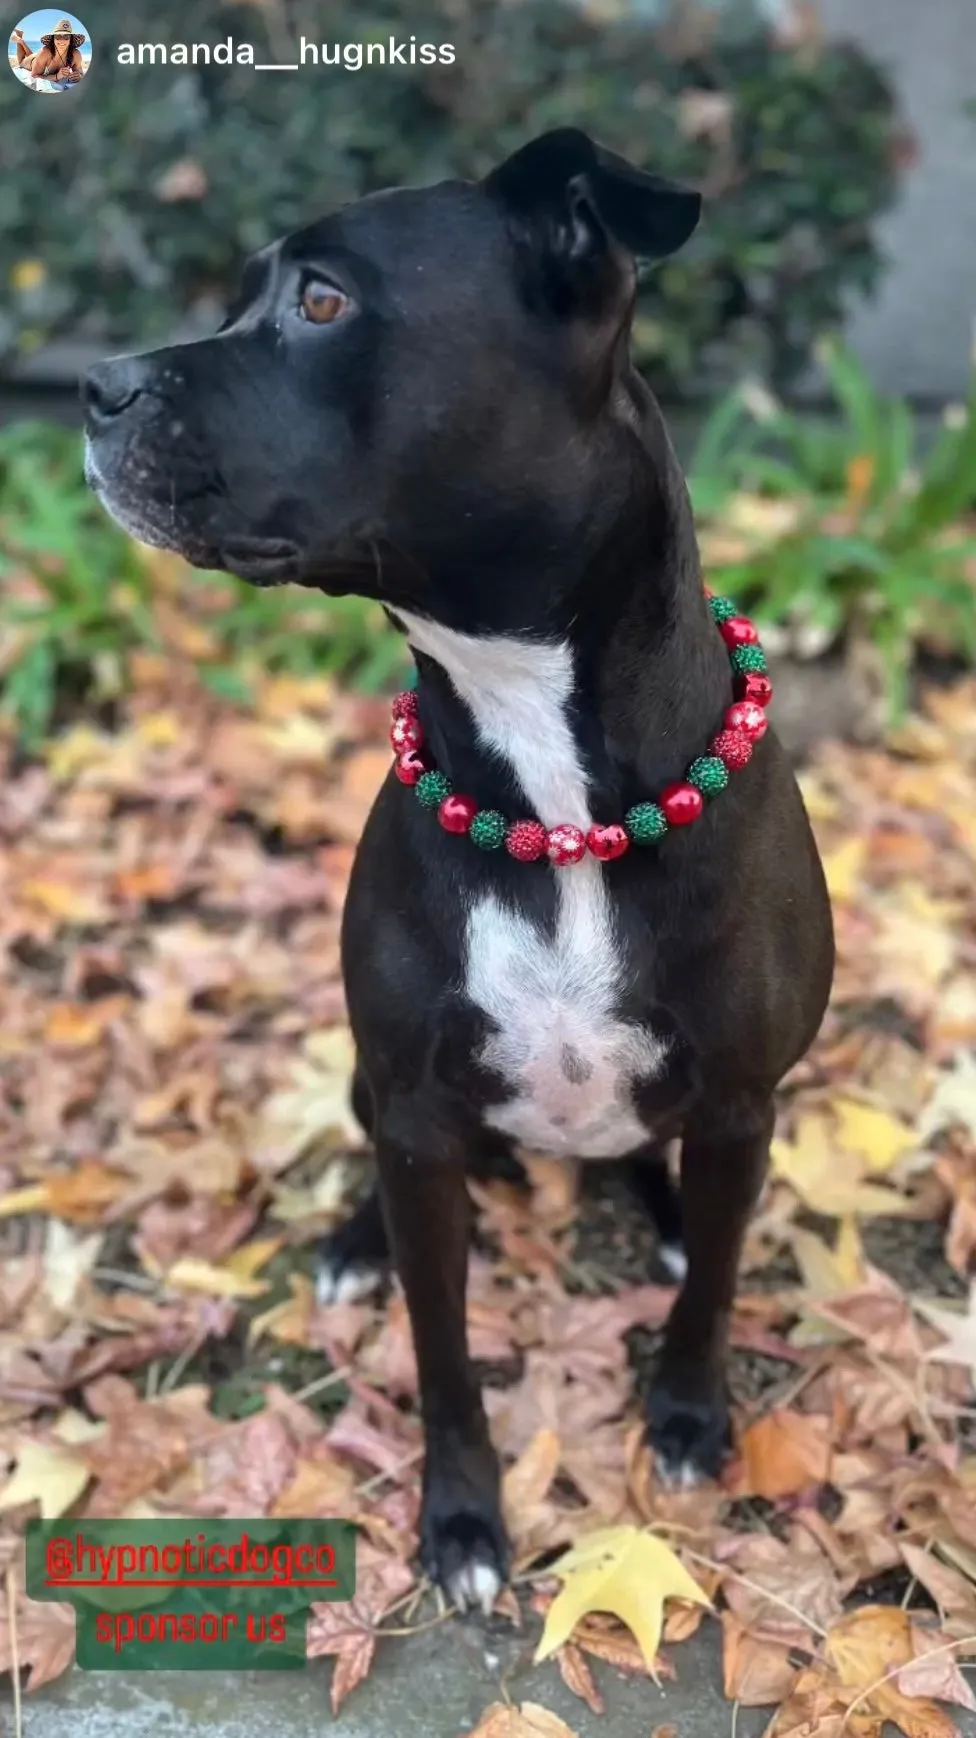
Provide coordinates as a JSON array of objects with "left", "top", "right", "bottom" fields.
[{"left": 300, "top": 280, "right": 348, "bottom": 325}]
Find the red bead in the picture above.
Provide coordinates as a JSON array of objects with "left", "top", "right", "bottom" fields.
[
  {"left": 390, "top": 714, "right": 424, "bottom": 754},
  {"left": 724, "top": 699, "right": 768, "bottom": 741},
  {"left": 394, "top": 749, "right": 428, "bottom": 785},
  {"left": 587, "top": 824, "right": 630, "bottom": 862},
  {"left": 710, "top": 729, "right": 753, "bottom": 770},
  {"left": 391, "top": 690, "right": 419, "bottom": 719},
  {"left": 737, "top": 671, "right": 773, "bottom": 708},
  {"left": 546, "top": 824, "right": 587, "bottom": 866},
  {"left": 438, "top": 793, "right": 478, "bottom": 835},
  {"left": 660, "top": 782, "right": 704, "bottom": 826},
  {"left": 506, "top": 820, "right": 548, "bottom": 862},
  {"left": 719, "top": 615, "right": 760, "bottom": 648}
]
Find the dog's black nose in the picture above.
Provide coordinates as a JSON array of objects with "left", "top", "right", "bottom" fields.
[{"left": 82, "top": 358, "right": 149, "bottom": 425}]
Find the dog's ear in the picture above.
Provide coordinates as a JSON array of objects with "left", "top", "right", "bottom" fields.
[{"left": 486, "top": 128, "right": 701, "bottom": 317}]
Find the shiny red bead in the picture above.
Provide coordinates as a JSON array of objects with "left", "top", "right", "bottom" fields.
[
  {"left": 546, "top": 824, "right": 587, "bottom": 866},
  {"left": 724, "top": 699, "right": 768, "bottom": 741},
  {"left": 737, "top": 671, "right": 773, "bottom": 708},
  {"left": 719, "top": 614, "right": 759, "bottom": 649},
  {"left": 587, "top": 824, "right": 630, "bottom": 861},
  {"left": 506, "top": 819, "right": 548, "bottom": 862},
  {"left": 710, "top": 729, "right": 752, "bottom": 770},
  {"left": 438, "top": 793, "right": 478, "bottom": 834},
  {"left": 660, "top": 782, "right": 704, "bottom": 826},
  {"left": 394, "top": 748, "right": 428, "bottom": 785},
  {"left": 391, "top": 690, "right": 419, "bottom": 719},
  {"left": 390, "top": 714, "right": 424, "bottom": 754}
]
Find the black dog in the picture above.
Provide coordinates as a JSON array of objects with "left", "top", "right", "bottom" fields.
[{"left": 84, "top": 128, "right": 834, "bottom": 1612}]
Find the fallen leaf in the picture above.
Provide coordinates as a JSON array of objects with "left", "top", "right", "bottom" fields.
[
  {"left": 733, "top": 1409, "right": 832, "bottom": 1500},
  {"left": 0, "top": 1439, "right": 90, "bottom": 1519},
  {"left": 462, "top": 1705, "right": 580, "bottom": 1738},
  {"left": 772, "top": 1115, "right": 915, "bottom": 1218},
  {"left": 722, "top": 1614, "right": 800, "bottom": 1706},
  {"left": 162, "top": 1255, "right": 271, "bottom": 1300},
  {"left": 832, "top": 1097, "right": 919, "bottom": 1173},
  {"left": 556, "top": 1644, "right": 605, "bottom": 1714},
  {"left": 535, "top": 1525, "right": 710, "bottom": 1678}
]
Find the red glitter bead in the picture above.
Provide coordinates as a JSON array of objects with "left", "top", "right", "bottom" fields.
[
  {"left": 546, "top": 824, "right": 587, "bottom": 866},
  {"left": 391, "top": 690, "right": 419, "bottom": 719},
  {"left": 390, "top": 714, "right": 424, "bottom": 754},
  {"left": 395, "top": 749, "right": 428, "bottom": 785},
  {"left": 587, "top": 824, "right": 630, "bottom": 862},
  {"left": 719, "top": 614, "right": 760, "bottom": 648},
  {"left": 738, "top": 671, "right": 773, "bottom": 707},
  {"left": 506, "top": 820, "right": 548, "bottom": 862},
  {"left": 438, "top": 793, "right": 478, "bottom": 835},
  {"left": 660, "top": 782, "right": 704, "bottom": 826},
  {"left": 724, "top": 699, "right": 768, "bottom": 741},
  {"left": 710, "top": 729, "right": 753, "bottom": 770}
]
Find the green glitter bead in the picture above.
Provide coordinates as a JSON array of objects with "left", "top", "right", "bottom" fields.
[
  {"left": 624, "top": 802, "right": 668, "bottom": 844},
  {"left": 731, "top": 644, "right": 767, "bottom": 674},
  {"left": 687, "top": 755, "right": 729, "bottom": 797},
  {"left": 416, "top": 771, "right": 452, "bottom": 808},
  {"left": 708, "top": 595, "right": 737, "bottom": 623},
  {"left": 469, "top": 809, "right": 507, "bottom": 850}
]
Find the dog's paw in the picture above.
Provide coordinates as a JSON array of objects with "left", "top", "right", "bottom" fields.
[
  {"left": 656, "top": 1239, "right": 688, "bottom": 1283},
  {"left": 315, "top": 1255, "right": 384, "bottom": 1305},
  {"left": 645, "top": 1383, "right": 731, "bottom": 1488},
  {"left": 420, "top": 1453, "right": 510, "bottom": 1614},
  {"left": 314, "top": 1193, "right": 389, "bottom": 1305}
]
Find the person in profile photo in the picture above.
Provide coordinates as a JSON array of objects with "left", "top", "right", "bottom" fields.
[{"left": 11, "top": 15, "right": 88, "bottom": 89}]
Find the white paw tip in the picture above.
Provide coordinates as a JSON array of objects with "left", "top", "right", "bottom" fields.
[
  {"left": 659, "top": 1241, "right": 688, "bottom": 1282},
  {"left": 449, "top": 1559, "right": 502, "bottom": 1616},
  {"left": 656, "top": 1457, "right": 705, "bottom": 1492},
  {"left": 315, "top": 1260, "right": 382, "bottom": 1305}
]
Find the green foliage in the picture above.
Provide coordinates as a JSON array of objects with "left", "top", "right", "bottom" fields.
[
  {"left": 690, "top": 340, "right": 976, "bottom": 713},
  {"left": 0, "top": 422, "right": 405, "bottom": 745},
  {"left": 0, "top": 0, "right": 904, "bottom": 392}
]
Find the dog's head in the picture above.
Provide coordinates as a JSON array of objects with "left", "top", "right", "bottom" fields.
[{"left": 84, "top": 129, "right": 700, "bottom": 630}]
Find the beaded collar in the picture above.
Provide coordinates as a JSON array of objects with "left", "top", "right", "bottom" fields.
[{"left": 389, "top": 591, "right": 770, "bottom": 865}]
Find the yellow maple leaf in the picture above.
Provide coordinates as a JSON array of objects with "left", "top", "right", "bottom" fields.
[
  {"left": 0, "top": 1440, "right": 90, "bottom": 1520},
  {"left": 534, "top": 1525, "right": 710, "bottom": 1679},
  {"left": 163, "top": 1255, "right": 271, "bottom": 1300},
  {"left": 771, "top": 1116, "right": 914, "bottom": 1219},
  {"left": 831, "top": 1097, "right": 918, "bottom": 1174}
]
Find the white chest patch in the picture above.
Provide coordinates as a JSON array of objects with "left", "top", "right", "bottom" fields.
[{"left": 397, "top": 612, "right": 670, "bottom": 1159}]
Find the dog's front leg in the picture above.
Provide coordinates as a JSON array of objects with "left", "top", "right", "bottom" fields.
[
  {"left": 646, "top": 1094, "right": 774, "bottom": 1484},
  {"left": 374, "top": 1097, "right": 509, "bottom": 1610}
]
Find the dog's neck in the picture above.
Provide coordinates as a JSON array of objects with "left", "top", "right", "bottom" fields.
[{"left": 393, "top": 396, "right": 733, "bottom": 829}]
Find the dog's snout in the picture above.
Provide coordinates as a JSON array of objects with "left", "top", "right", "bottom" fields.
[{"left": 82, "top": 358, "right": 151, "bottom": 426}]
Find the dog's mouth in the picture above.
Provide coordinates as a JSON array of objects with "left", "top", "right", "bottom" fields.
[{"left": 213, "top": 536, "right": 302, "bottom": 586}]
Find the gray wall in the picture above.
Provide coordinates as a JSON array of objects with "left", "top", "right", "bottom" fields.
[{"left": 819, "top": 0, "right": 976, "bottom": 398}]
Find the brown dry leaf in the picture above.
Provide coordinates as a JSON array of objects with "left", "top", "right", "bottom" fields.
[
  {"left": 0, "top": 1596, "right": 76, "bottom": 1691},
  {"left": 722, "top": 1614, "right": 800, "bottom": 1707},
  {"left": 556, "top": 1643, "right": 605, "bottom": 1715},
  {"left": 42, "top": 1162, "right": 134, "bottom": 1223},
  {"left": 897, "top": 1629, "right": 976, "bottom": 1712},
  {"left": 462, "top": 1705, "right": 580, "bottom": 1738},
  {"left": 307, "top": 1538, "right": 414, "bottom": 1714},
  {"left": 733, "top": 1409, "right": 832, "bottom": 1500},
  {"left": 826, "top": 1605, "right": 962, "bottom": 1737}
]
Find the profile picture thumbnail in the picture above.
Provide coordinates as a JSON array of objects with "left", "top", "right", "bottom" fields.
[{"left": 8, "top": 11, "right": 91, "bottom": 93}]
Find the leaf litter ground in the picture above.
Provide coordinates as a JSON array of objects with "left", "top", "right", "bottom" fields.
[{"left": 1, "top": 654, "right": 976, "bottom": 1736}]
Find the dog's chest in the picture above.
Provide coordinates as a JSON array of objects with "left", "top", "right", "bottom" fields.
[
  {"left": 397, "top": 610, "right": 670, "bottom": 1160},
  {"left": 465, "top": 865, "right": 667, "bottom": 1157}
]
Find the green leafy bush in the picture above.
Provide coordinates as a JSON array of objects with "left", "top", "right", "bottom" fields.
[
  {"left": 691, "top": 340, "right": 976, "bottom": 713},
  {"left": 0, "top": 0, "right": 905, "bottom": 392}
]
